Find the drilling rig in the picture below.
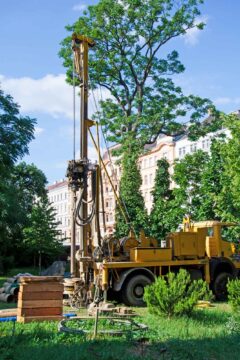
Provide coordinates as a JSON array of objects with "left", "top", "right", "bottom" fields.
[{"left": 66, "top": 34, "right": 240, "bottom": 307}]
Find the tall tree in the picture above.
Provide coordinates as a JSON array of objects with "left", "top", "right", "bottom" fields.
[
  {"left": 150, "top": 159, "right": 175, "bottom": 241},
  {"left": 60, "top": 0, "right": 217, "bottom": 152},
  {"left": 215, "top": 114, "right": 240, "bottom": 242},
  {"left": 173, "top": 150, "right": 209, "bottom": 220},
  {"left": 23, "top": 199, "right": 63, "bottom": 272},
  {"left": 115, "top": 144, "right": 148, "bottom": 238},
  {"left": 0, "top": 88, "right": 36, "bottom": 269}
]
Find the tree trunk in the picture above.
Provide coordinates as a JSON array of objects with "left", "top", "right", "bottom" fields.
[{"left": 38, "top": 251, "right": 42, "bottom": 275}]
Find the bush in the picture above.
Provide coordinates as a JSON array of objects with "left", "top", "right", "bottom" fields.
[
  {"left": 143, "top": 269, "right": 212, "bottom": 318},
  {"left": 227, "top": 278, "right": 240, "bottom": 312},
  {"left": 226, "top": 315, "right": 240, "bottom": 334}
]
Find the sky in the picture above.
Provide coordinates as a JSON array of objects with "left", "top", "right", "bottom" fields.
[{"left": 0, "top": 0, "right": 240, "bottom": 184}]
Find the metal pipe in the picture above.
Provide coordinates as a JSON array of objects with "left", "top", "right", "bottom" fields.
[
  {"left": 70, "top": 189, "right": 77, "bottom": 276},
  {"left": 80, "top": 40, "right": 89, "bottom": 259}
]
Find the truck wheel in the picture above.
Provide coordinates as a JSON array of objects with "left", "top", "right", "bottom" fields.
[
  {"left": 122, "top": 274, "right": 152, "bottom": 307},
  {"left": 214, "top": 272, "right": 233, "bottom": 301}
]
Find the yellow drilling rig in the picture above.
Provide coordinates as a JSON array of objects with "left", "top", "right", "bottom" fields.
[{"left": 66, "top": 34, "right": 240, "bottom": 307}]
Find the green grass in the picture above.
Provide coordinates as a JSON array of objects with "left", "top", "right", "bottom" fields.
[{"left": 0, "top": 304, "right": 239, "bottom": 360}]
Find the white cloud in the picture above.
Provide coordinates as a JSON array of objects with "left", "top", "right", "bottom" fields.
[
  {"left": 183, "top": 15, "right": 208, "bottom": 46},
  {"left": 35, "top": 127, "right": 44, "bottom": 135},
  {"left": 0, "top": 73, "right": 110, "bottom": 120},
  {"left": 214, "top": 97, "right": 240, "bottom": 106},
  {"left": 72, "top": 3, "right": 87, "bottom": 11},
  {"left": 0, "top": 74, "right": 73, "bottom": 119}
]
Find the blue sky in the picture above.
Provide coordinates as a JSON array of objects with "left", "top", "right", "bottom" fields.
[{"left": 1, "top": 0, "right": 240, "bottom": 184}]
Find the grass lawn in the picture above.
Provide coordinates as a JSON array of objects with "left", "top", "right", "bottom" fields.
[{"left": 0, "top": 303, "right": 239, "bottom": 360}]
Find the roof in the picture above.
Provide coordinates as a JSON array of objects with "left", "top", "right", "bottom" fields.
[
  {"left": 192, "top": 221, "right": 237, "bottom": 228},
  {"left": 47, "top": 180, "right": 68, "bottom": 191}
]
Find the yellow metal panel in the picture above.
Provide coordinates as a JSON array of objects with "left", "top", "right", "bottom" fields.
[
  {"left": 102, "top": 268, "right": 108, "bottom": 289},
  {"left": 103, "top": 258, "right": 209, "bottom": 269},
  {"left": 130, "top": 248, "right": 172, "bottom": 262}
]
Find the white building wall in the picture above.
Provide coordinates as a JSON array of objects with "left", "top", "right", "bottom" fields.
[{"left": 48, "top": 125, "right": 231, "bottom": 239}]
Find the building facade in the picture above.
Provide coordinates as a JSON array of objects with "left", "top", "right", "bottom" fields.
[{"left": 48, "top": 121, "right": 234, "bottom": 242}]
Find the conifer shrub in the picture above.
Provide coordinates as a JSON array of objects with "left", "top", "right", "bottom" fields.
[
  {"left": 227, "top": 278, "right": 240, "bottom": 312},
  {"left": 143, "top": 269, "right": 212, "bottom": 318}
]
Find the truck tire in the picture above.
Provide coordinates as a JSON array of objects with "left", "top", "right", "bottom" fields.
[
  {"left": 213, "top": 272, "right": 233, "bottom": 301},
  {"left": 122, "top": 274, "right": 152, "bottom": 307}
]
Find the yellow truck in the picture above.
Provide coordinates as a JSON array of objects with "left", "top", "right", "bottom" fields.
[{"left": 93, "top": 220, "right": 240, "bottom": 306}]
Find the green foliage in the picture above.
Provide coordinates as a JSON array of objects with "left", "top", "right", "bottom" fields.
[
  {"left": 173, "top": 150, "right": 209, "bottom": 220},
  {"left": 0, "top": 88, "right": 39, "bottom": 267},
  {"left": 60, "top": 0, "right": 216, "bottom": 151},
  {"left": 23, "top": 198, "right": 64, "bottom": 268},
  {"left": 0, "top": 89, "right": 35, "bottom": 169},
  {"left": 144, "top": 269, "right": 212, "bottom": 317},
  {"left": 227, "top": 278, "right": 240, "bottom": 312},
  {"left": 115, "top": 145, "right": 148, "bottom": 237},
  {"left": 150, "top": 159, "right": 176, "bottom": 241},
  {"left": 226, "top": 315, "right": 240, "bottom": 334}
]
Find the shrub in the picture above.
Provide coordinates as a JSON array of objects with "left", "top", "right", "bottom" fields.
[
  {"left": 227, "top": 278, "right": 240, "bottom": 312},
  {"left": 143, "top": 269, "right": 212, "bottom": 318},
  {"left": 226, "top": 315, "right": 240, "bottom": 334}
]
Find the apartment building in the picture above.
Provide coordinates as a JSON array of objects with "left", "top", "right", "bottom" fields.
[
  {"left": 48, "top": 115, "right": 237, "bottom": 241},
  {"left": 47, "top": 180, "right": 78, "bottom": 246}
]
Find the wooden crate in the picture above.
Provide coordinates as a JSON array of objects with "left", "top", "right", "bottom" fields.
[
  {"left": 17, "top": 276, "right": 63, "bottom": 323},
  {"left": 18, "top": 291, "right": 63, "bottom": 301},
  {"left": 17, "top": 315, "right": 63, "bottom": 323}
]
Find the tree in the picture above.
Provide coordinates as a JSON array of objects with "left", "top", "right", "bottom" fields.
[
  {"left": 60, "top": 0, "right": 217, "bottom": 152},
  {"left": 0, "top": 88, "right": 36, "bottom": 270},
  {"left": 172, "top": 150, "right": 209, "bottom": 220},
  {"left": 115, "top": 144, "right": 148, "bottom": 238},
  {"left": 12, "top": 162, "right": 47, "bottom": 215},
  {"left": 214, "top": 114, "right": 240, "bottom": 242},
  {"left": 150, "top": 158, "right": 175, "bottom": 241},
  {"left": 23, "top": 199, "right": 63, "bottom": 272},
  {"left": 0, "top": 89, "right": 35, "bottom": 170}
]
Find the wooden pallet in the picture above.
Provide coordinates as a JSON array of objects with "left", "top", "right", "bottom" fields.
[
  {"left": 19, "top": 283, "right": 64, "bottom": 293},
  {"left": 17, "top": 276, "right": 63, "bottom": 323},
  {"left": 18, "top": 291, "right": 63, "bottom": 301},
  {"left": 17, "top": 315, "right": 63, "bottom": 323}
]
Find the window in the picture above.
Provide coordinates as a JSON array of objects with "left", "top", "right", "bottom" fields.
[
  {"left": 149, "top": 157, "right": 152, "bottom": 167},
  {"left": 206, "top": 138, "right": 210, "bottom": 148},
  {"left": 144, "top": 159, "right": 147, "bottom": 168},
  {"left": 162, "top": 152, "right": 168, "bottom": 159},
  {"left": 202, "top": 140, "right": 205, "bottom": 149},
  {"left": 179, "top": 148, "right": 182, "bottom": 157},
  {"left": 190, "top": 143, "right": 197, "bottom": 153},
  {"left": 144, "top": 175, "right": 148, "bottom": 185},
  {"left": 106, "top": 201, "right": 109, "bottom": 208},
  {"left": 182, "top": 147, "right": 186, "bottom": 155},
  {"left": 106, "top": 187, "right": 108, "bottom": 193},
  {"left": 149, "top": 174, "right": 153, "bottom": 185},
  {"left": 145, "top": 192, "right": 148, "bottom": 201}
]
